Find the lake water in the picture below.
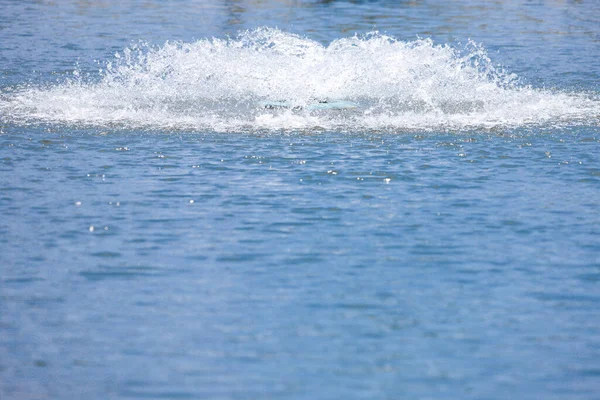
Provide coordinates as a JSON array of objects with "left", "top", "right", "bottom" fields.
[{"left": 1, "top": 1, "right": 599, "bottom": 399}]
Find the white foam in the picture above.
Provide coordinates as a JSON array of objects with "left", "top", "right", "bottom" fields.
[{"left": 1, "top": 28, "right": 598, "bottom": 132}]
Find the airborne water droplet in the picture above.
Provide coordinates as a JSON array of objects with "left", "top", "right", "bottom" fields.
[{"left": 1, "top": 28, "right": 598, "bottom": 131}]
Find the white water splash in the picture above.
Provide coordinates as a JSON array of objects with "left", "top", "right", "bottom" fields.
[{"left": 1, "top": 28, "right": 598, "bottom": 132}]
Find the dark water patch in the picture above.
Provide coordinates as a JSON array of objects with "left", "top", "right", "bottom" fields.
[
  {"left": 577, "top": 273, "right": 600, "bottom": 282},
  {"left": 283, "top": 254, "right": 325, "bottom": 265},
  {"left": 79, "top": 265, "right": 166, "bottom": 281},
  {"left": 119, "top": 390, "right": 195, "bottom": 399},
  {"left": 216, "top": 253, "right": 268, "bottom": 263},
  {"left": 126, "top": 238, "right": 148, "bottom": 244},
  {"left": 571, "top": 368, "right": 600, "bottom": 377},
  {"left": 263, "top": 221, "right": 313, "bottom": 234},
  {"left": 3, "top": 277, "right": 45, "bottom": 284},
  {"left": 90, "top": 251, "right": 122, "bottom": 258},
  {"left": 530, "top": 292, "right": 600, "bottom": 304},
  {"left": 334, "top": 302, "right": 384, "bottom": 311},
  {"left": 185, "top": 254, "right": 208, "bottom": 261},
  {"left": 25, "top": 296, "right": 65, "bottom": 306}
]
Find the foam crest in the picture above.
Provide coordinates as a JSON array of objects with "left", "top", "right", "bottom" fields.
[{"left": 1, "top": 28, "right": 598, "bottom": 132}]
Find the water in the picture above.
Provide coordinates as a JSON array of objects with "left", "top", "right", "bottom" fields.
[{"left": 1, "top": 1, "right": 599, "bottom": 399}]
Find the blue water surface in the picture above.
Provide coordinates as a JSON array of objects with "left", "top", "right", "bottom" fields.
[{"left": 1, "top": 1, "right": 599, "bottom": 399}]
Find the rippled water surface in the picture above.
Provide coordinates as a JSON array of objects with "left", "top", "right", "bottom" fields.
[{"left": 1, "top": 1, "right": 600, "bottom": 399}]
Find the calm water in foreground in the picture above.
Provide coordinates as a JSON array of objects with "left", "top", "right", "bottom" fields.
[{"left": 1, "top": 1, "right": 600, "bottom": 399}]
